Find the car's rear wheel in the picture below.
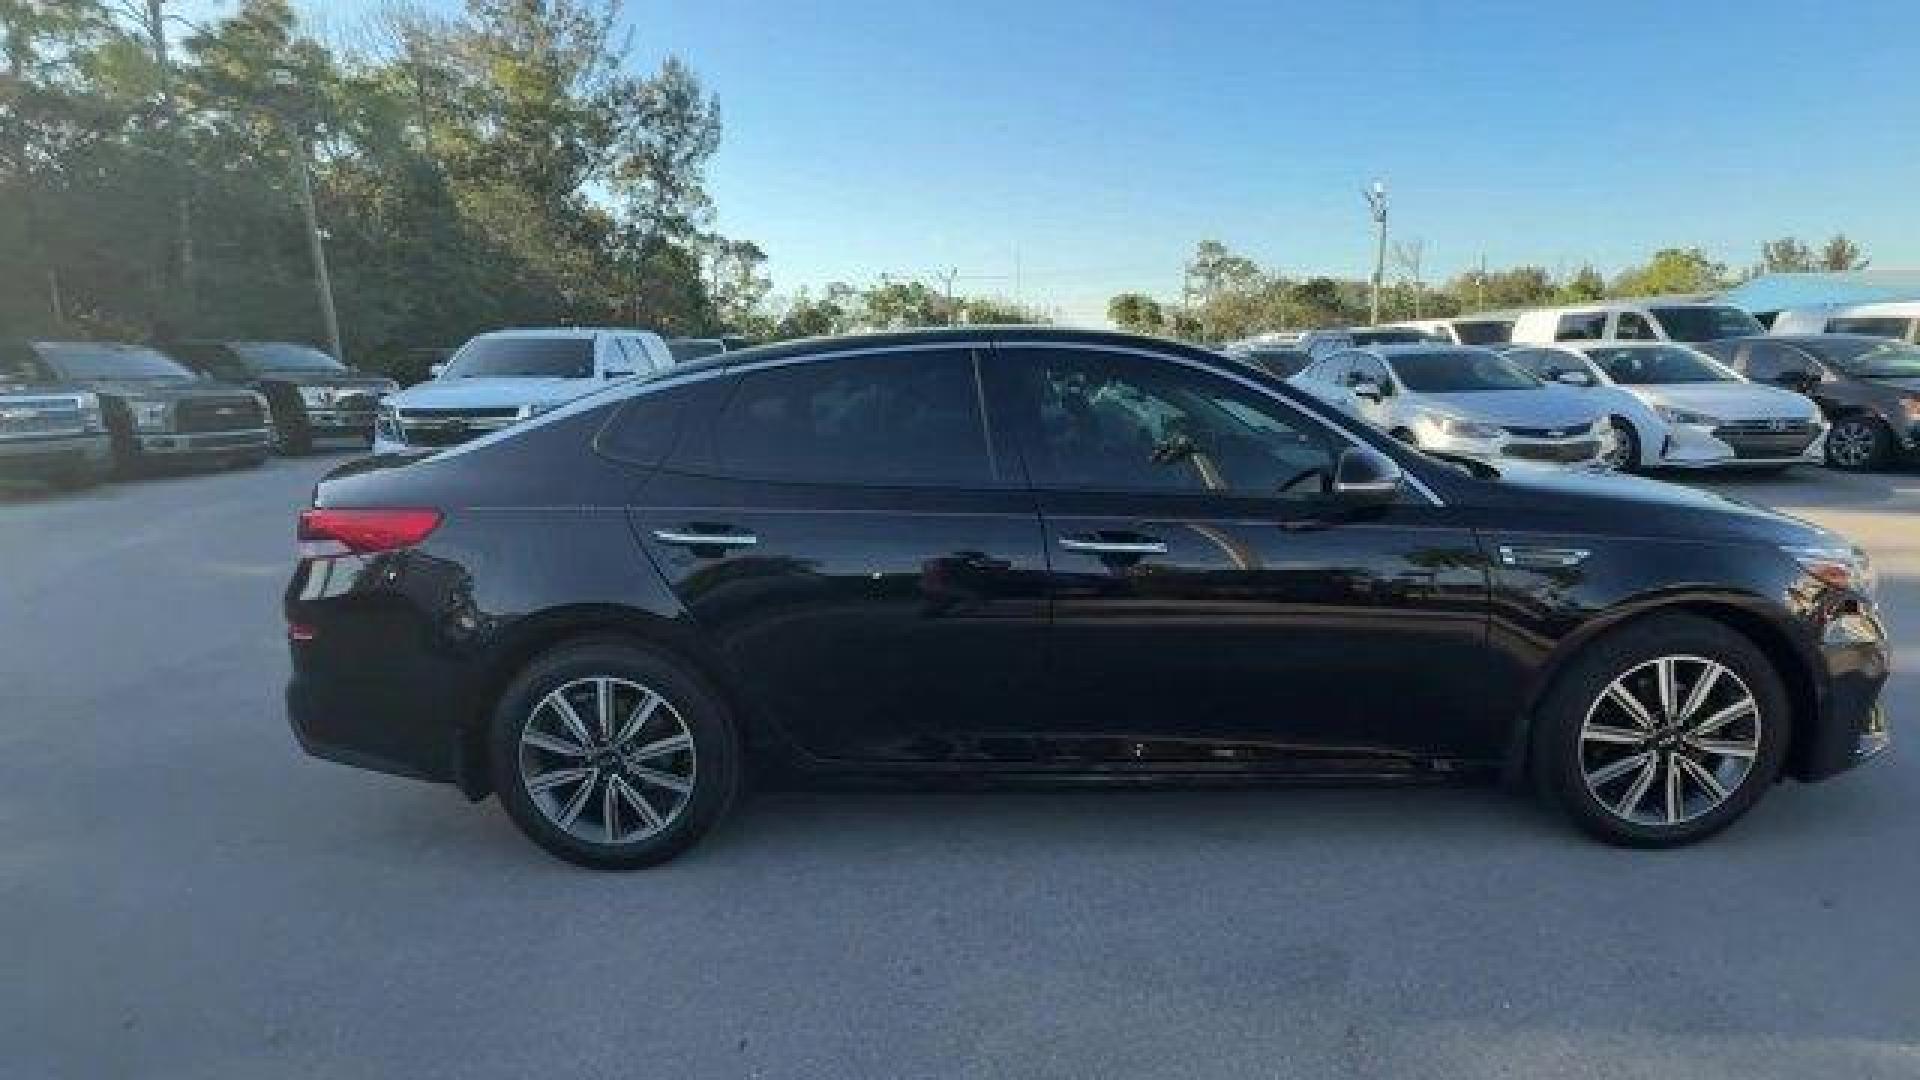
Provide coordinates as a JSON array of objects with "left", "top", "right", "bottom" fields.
[
  {"left": 1531, "top": 614, "right": 1789, "bottom": 847},
  {"left": 489, "top": 639, "right": 741, "bottom": 870},
  {"left": 1825, "top": 416, "right": 1890, "bottom": 471}
]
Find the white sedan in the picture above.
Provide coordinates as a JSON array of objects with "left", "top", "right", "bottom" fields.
[{"left": 1500, "top": 342, "right": 1827, "bottom": 471}]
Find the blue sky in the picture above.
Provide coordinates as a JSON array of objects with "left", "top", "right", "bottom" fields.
[{"left": 263, "top": 1, "right": 1920, "bottom": 323}]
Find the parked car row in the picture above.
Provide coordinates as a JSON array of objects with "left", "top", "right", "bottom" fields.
[
  {"left": 1277, "top": 340, "right": 1839, "bottom": 474},
  {"left": 284, "top": 326, "right": 1892, "bottom": 868}
]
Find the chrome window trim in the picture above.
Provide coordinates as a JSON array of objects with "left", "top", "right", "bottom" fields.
[{"left": 474, "top": 335, "right": 1446, "bottom": 505}]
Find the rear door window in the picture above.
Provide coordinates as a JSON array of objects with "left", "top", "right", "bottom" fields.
[
  {"left": 1556, "top": 312, "right": 1607, "bottom": 340},
  {"left": 1615, "top": 312, "right": 1657, "bottom": 340},
  {"left": 711, "top": 349, "right": 995, "bottom": 486}
]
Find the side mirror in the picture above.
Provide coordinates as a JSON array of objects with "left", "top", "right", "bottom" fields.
[
  {"left": 1331, "top": 446, "right": 1403, "bottom": 507},
  {"left": 1554, "top": 370, "right": 1594, "bottom": 387},
  {"left": 1350, "top": 378, "right": 1384, "bottom": 402},
  {"left": 428, "top": 362, "right": 447, "bottom": 378}
]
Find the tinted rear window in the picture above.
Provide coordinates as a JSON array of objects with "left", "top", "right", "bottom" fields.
[
  {"left": 1649, "top": 306, "right": 1763, "bottom": 342},
  {"left": 712, "top": 350, "right": 992, "bottom": 485},
  {"left": 1453, "top": 319, "right": 1513, "bottom": 345},
  {"left": 1825, "top": 317, "right": 1910, "bottom": 340},
  {"left": 445, "top": 337, "right": 594, "bottom": 379}
]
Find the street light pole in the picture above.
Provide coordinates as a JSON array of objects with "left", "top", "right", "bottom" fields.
[
  {"left": 1364, "top": 180, "right": 1389, "bottom": 326},
  {"left": 289, "top": 135, "right": 344, "bottom": 365}
]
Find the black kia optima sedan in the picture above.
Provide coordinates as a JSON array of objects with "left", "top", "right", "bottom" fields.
[{"left": 285, "top": 327, "right": 1891, "bottom": 869}]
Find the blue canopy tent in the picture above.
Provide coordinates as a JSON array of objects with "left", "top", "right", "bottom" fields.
[{"left": 1722, "top": 272, "right": 1920, "bottom": 322}]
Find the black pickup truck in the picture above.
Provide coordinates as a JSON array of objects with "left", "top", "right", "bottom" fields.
[
  {"left": 0, "top": 345, "right": 113, "bottom": 488},
  {"left": 168, "top": 340, "right": 398, "bottom": 453},
  {"left": 9, "top": 341, "right": 272, "bottom": 473}
]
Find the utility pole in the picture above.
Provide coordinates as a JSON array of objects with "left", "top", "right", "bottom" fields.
[
  {"left": 142, "top": 0, "right": 194, "bottom": 315},
  {"left": 936, "top": 266, "right": 959, "bottom": 326},
  {"left": 1477, "top": 252, "right": 1487, "bottom": 311},
  {"left": 1363, "top": 179, "right": 1388, "bottom": 325},
  {"left": 290, "top": 135, "right": 344, "bottom": 364},
  {"left": 268, "top": 71, "right": 344, "bottom": 364}
]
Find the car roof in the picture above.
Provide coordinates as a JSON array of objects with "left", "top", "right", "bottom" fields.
[
  {"left": 472, "top": 327, "right": 660, "bottom": 340},
  {"left": 672, "top": 325, "right": 1226, "bottom": 379}
]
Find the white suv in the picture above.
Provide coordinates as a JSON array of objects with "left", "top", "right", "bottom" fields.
[
  {"left": 374, "top": 328, "right": 672, "bottom": 454},
  {"left": 1510, "top": 302, "right": 1763, "bottom": 345}
]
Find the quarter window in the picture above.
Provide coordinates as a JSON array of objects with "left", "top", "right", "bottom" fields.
[
  {"left": 1000, "top": 348, "right": 1336, "bottom": 497},
  {"left": 712, "top": 350, "right": 993, "bottom": 485}
]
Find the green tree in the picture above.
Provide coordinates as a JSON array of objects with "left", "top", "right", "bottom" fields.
[
  {"left": 1557, "top": 265, "right": 1606, "bottom": 303},
  {"left": 1820, "top": 233, "right": 1868, "bottom": 272},
  {"left": 1107, "top": 292, "right": 1165, "bottom": 334},
  {"left": 1610, "top": 247, "right": 1727, "bottom": 297},
  {"left": 1759, "top": 236, "right": 1816, "bottom": 273}
]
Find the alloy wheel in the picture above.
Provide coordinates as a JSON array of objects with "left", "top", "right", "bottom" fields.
[
  {"left": 1579, "top": 655, "right": 1760, "bottom": 827},
  {"left": 1826, "top": 420, "right": 1878, "bottom": 469},
  {"left": 517, "top": 676, "right": 696, "bottom": 845},
  {"left": 1599, "top": 419, "right": 1635, "bottom": 472}
]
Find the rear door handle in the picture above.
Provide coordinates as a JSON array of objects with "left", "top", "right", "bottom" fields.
[
  {"left": 1058, "top": 533, "right": 1168, "bottom": 556},
  {"left": 652, "top": 527, "right": 759, "bottom": 549}
]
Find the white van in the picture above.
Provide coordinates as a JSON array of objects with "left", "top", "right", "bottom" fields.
[
  {"left": 1390, "top": 316, "right": 1515, "bottom": 346},
  {"left": 1769, "top": 301, "right": 1920, "bottom": 343},
  {"left": 1509, "top": 302, "right": 1763, "bottom": 345}
]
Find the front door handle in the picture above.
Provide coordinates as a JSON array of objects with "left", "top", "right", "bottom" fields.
[
  {"left": 1058, "top": 533, "right": 1168, "bottom": 556},
  {"left": 652, "top": 527, "right": 759, "bottom": 549}
]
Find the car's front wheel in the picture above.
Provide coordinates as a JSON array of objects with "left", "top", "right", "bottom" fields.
[
  {"left": 1532, "top": 614, "right": 1789, "bottom": 847},
  {"left": 1600, "top": 417, "right": 1640, "bottom": 472},
  {"left": 1825, "top": 416, "right": 1890, "bottom": 471},
  {"left": 489, "top": 639, "right": 741, "bottom": 870}
]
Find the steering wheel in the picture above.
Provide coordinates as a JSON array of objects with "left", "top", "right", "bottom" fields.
[{"left": 1275, "top": 464, "right": 1330, "bottom": 495}]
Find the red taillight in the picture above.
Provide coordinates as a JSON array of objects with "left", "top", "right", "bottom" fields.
[{"left": 298, "top": 508, "right": 442, "bottom": 555}]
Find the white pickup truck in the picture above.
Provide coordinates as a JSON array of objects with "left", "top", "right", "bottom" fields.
[{"left": 373, "top": 327, "right": 673, "bottom": 454}]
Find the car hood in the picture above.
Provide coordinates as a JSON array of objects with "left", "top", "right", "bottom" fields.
[
  {"left": 1623, "top": 382, "right": 1822, "bottom": 423},
  {"left": 1415, "top": 386, "right": 1598, "bottom": 428},
  {"left": 384, "top": 377, "right": 594, "bottom": 410},
  {"left": 1469, "top": 461, "right": 1835, "bottom": 546},
  {"left": 255, "top": 370, "right": 395, "bottom": 391}
]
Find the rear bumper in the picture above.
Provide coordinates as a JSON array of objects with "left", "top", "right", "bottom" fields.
[
  {"left": 138, "top": 427, "right": 272, "bottom": 456},
  {"left": 287, "top": 670, "right": 448, "bottom": 783}
]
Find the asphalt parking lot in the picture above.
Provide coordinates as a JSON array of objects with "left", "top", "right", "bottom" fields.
[{"left": 2, "top": 457, "right": 1916, "bottom": 1079}]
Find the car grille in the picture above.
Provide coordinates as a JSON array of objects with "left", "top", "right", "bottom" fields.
[
  {"left": 1502, "top": 424, "right": 1591, "bottom": 439},
  {"left": 1711, "top": 419, "right": 1819, "bottom": 459},
  {"left": 0, "top": 397, "right": 86, "bottom": 440},
  {"left": 176, "top": 396, "right": 264, "bottom": 434},
  {"left": 397, "top": 407, "right": 520, "bottom": 447},
  {"left": 1503, "top": 440, "right": 1600, "bottom": 462}
]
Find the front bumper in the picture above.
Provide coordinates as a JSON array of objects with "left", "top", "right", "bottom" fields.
[
  {"left": 1424, "top": 429, "right": 1605, "bottom": 466},
  {"left": 0, "top": 432, "right": 111, "bottom": 477},
  {"left": 1654, "top": 422, "right": 1827, "bottom": 470},
  {"left": 137, "top": 427, "right": 272, "bottom": 456},
  {"left": 1799, "top": 605, "right": 1893, "bottom": 781}
]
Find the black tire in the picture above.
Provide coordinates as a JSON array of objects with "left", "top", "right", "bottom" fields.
[
  {"left": 230, "top": 451, "right": 269, "bottom": 470},
  {"left": 489, "top": 638, "right": 742, "bottom": 870},
  {"left": 1824, "top": 415, "right": 1891, "bottom": 472},
  {"left": 1530, "top": 613, "right": 1790, "bottom": 848},
  {"left": 1602, "top": 417, "right": 1641, "bottom": 472}
]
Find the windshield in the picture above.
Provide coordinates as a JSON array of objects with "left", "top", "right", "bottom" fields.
[
  {"left": 443, "top": 336, "right": 594, "bottom": 379},
  {"left": 1649, "top": 306, "right": 1763, "bottom": 342},
  {"left": 1828, "top": 343, "right": 1920, "bottom": 380},
  {"left": 1585, "top": 345, "right": 1737, "bottom": 385},
  {"left": 36, "top": 342, "right": 193, "bottom": 381},
  {"left": 1387, "top": 350, "right": 1540, "bottom": 392},
  {"left": 230, "top": 342, "right": 344, "bottom": 372}
]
